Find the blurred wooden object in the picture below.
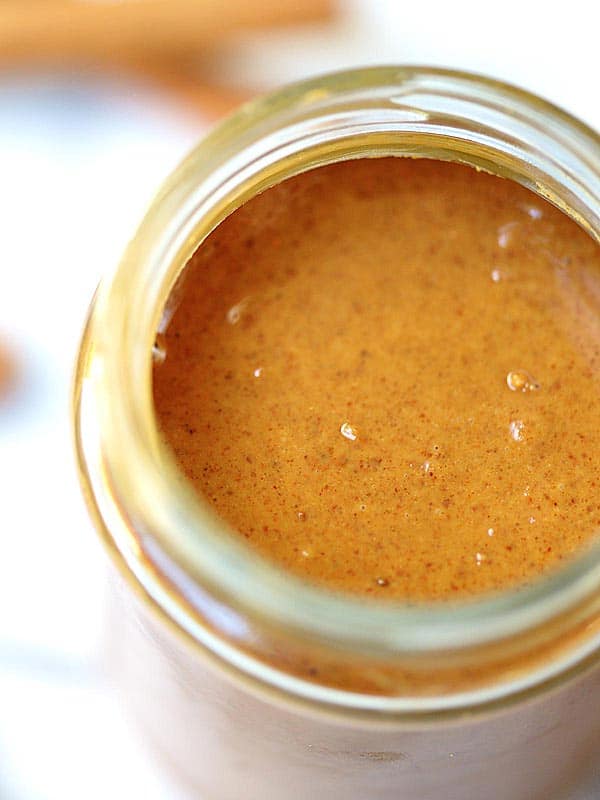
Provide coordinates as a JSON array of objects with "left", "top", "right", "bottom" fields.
[
  {"left": 159, "top": 80, "right": 252, "bottom": 121},
  {"left": 0, "top": 0, "right": 332, "bottom": 65},
  {"left": 0, "top": 339, "right": 16, "bottom": 403},
  {"left": 122, "top": 64, "right": 254, "bottom": 121}
]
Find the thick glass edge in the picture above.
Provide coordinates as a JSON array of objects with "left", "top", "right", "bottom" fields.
[{"left": 75, "top": 67, "right": 600, "bottom": 689}]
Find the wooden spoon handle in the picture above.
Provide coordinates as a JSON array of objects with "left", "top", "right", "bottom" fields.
[{"left": 0, "top": 0, "right": 333, "bottom": 64}]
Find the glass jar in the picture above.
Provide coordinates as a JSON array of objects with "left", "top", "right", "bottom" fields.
[{"left": 73, "top": 66, "right": 600, "bottom": 800}]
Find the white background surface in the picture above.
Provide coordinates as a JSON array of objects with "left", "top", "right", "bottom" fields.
[{"left": 0, "top": 2, "right": 598, "bottom": 797}]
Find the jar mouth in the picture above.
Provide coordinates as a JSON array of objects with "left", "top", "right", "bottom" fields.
[{"left": 75, "top": 65, "right": 600, "bottom": 712}]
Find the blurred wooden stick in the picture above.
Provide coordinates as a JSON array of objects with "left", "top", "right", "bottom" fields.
[
  {"left": 0, "top": 0, "right": 333, "bottom": 64},
  {"left": 119, "top": 61, "right": 254, "bottom": 122},
  {"left": 0, "top": 338, "right": 17, "bottom": 403}
]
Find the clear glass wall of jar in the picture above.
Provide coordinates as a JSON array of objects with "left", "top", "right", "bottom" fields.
[{"left": 73, "top": 67, "right": 600, "bottom": 800}]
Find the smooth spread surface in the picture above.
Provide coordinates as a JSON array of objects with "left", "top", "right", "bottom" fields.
[{"left": 153, "top": 158, "right": 600, "bottom": 600}]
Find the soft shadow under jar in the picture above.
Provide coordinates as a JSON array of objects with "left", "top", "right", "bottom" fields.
[{"left": 74, "top": 67, "right": 600, "bottom": 800}]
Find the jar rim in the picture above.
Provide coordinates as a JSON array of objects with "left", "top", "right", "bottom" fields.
[{"left": 74, "top": 65, "right": 600, "bottom": 714}]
